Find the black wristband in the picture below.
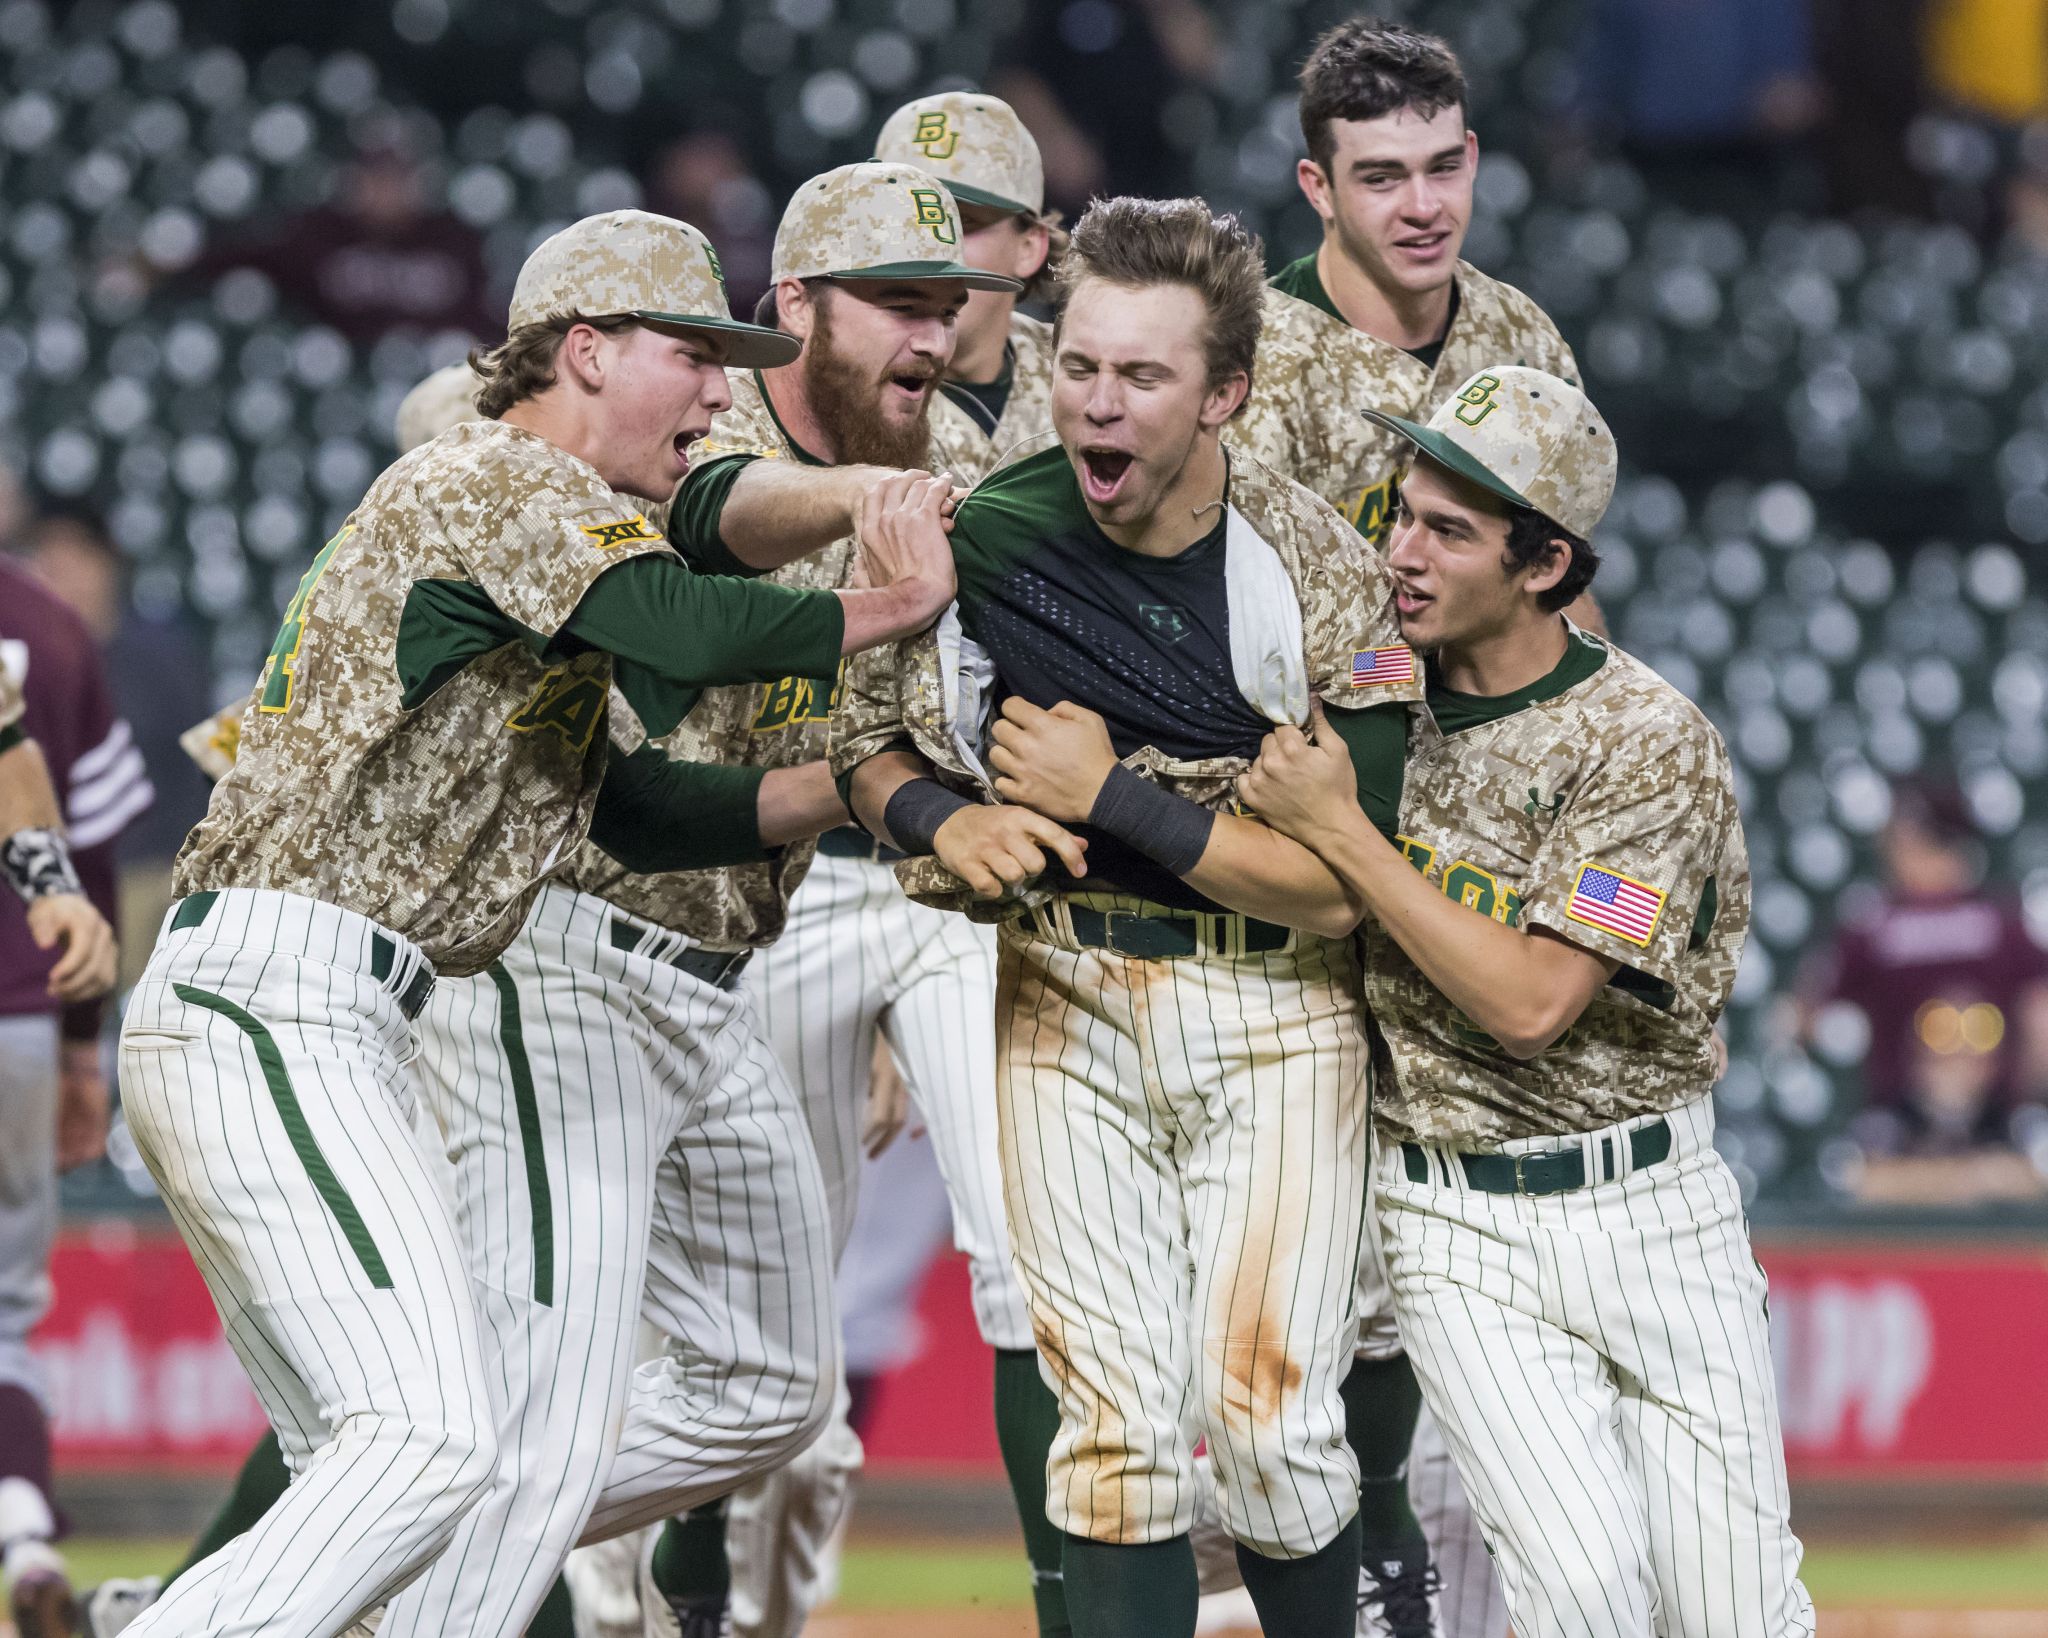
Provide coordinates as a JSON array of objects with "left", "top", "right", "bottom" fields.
[
  {"left": 2, "top": 827, "right": 83, "bottom": 903},
  {"left": 1087, "top": 763, "right": 1215, "bottom": 878},
  {"left": 882, "top": 777, "right": 975, "bottom": 854}
]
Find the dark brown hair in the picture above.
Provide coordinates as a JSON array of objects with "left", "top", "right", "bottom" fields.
[
  {"left": 1056, "top": 196, "right": 1265, "bottom": 413},
  {"left": 469, "top": 313, "right": 633, "bottom": 418},
  {"left": 1504, "top": 505, "right": 1598, "bottom": 612},
  {"left": 1298, "top": 16, "right": 1467, "bottom": 173}
]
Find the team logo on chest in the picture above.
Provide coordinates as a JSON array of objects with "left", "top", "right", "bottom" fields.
[
  {"left": 508, "top": 665, "right": 607, "bottom": 751},
  {"left": 1139, "top": 604, "right": 1192, "bottom": 644},
  {"left": 750, "top": 660, "right": 845, "bottom": 732},
  {"left": 1524, "top": 786, "right": 1565, "bottom": 820}
]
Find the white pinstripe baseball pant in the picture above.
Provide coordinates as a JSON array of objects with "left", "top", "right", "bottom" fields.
[
  {"left": 997, "top": 906, "right": 1371, "bottom": 1559},
  {"left": 368, "top": 884, "right": 836, "bottom": 1638},
  {"left": 1378, "top": 1097, "right": 1814, "bottom": 1638},
  {"left": 714, "top": 846, "right": 1026, "bottom": 1635},
  {"left": 118, "top": 889, "right": 497, "bottom": 1638}
]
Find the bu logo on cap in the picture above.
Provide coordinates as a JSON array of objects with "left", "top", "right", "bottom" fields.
[
  {"left": 913, "top": 110, "right": 957, "bottom": 159},
  {"left": 1454, "top": 374, "right": 1503, "bottom": 427},
  {"left": 909, "top": 187, "right": 957, "bottom": 244}
]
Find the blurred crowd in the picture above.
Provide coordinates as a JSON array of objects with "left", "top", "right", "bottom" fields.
[{"left": 7, "top": 0, "right": 2048, "bottom": 1214}]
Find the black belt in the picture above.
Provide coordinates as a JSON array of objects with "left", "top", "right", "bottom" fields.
[
  {"left": 1402, "top": 1117, "right": 1673, "bottom": 1197},
  {"left": 169, "top": 891, "right": 437, "bottom": 1021},
  {"left": 1065, "top": 904, "right": 1292, "bottom": 960},
  {"left": 606, "top": 916, "right": 751, "bottom": 990},
  {"left": 815, "top": 824, "right": 905, "bottom": 863}
]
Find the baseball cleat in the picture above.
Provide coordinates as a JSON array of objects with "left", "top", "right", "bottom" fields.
[
  {"left": 635, "top": 1534, "right": 730, "bottom": 1638},
  {"left": 82, "top": 1574, "right": 162, "bottom": 1638},
  {"left": 1356, "top": 1554, "right": 1444, "bottom": 1638}
]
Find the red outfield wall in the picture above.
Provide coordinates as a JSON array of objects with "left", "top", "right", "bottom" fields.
[{"left": 33, "top": 1225, "right": 2048, "bottom": 1483}]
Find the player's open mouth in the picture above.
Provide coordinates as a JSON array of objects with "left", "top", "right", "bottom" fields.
[
  {"left": 1079, "top": 447, "right": 1134, "bottom": 503},
  {"left": 1395, "top": 586, "right": 1433, "bottom": 618},
  {"left": 1397, "top": 231, "right": 1450, "bottom": 257},
  {"left": 887, "top": 373, "right": 932, "bottom": 403}
]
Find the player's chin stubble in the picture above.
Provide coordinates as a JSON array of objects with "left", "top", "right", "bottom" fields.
[{"left": 802, "top": 308, "right": 935, "bottom": 469}]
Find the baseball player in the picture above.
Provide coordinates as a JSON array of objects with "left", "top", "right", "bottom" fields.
[
  {"left": 1223, "top": 21, "right": 1590, "bottom": 1631},
  {"left": 1239, "top": 367, "right": 1814, "bottom": 1638},
  {"left": 836, "top": 195, "right": 1425, "bottom": 1638},
  {"left": 874, "top": 91, "right": 1061, "bottom": 480},
  {"left": 115, "top": 209, "right": 956, "bottom": 1638},
  {"left": 0, "top": 564, "right": 136, "bottom": 1638},
  {"left": 0, "top": 651, "right": 120, "bottom": 1638},
  {"left": 620, "top": 159, "right": 1052, "bottom": 1638}
]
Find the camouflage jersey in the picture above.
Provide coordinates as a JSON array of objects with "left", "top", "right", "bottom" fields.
[
  {"left": 1366, "top": 627, "right": 1750, "bottom": 1148},
  {"left": 832, "top": 438, "right": 1422, "bottom": 916},
  {"left": 928, "top": 312, "right": 1055, "bottom": 485},
  {"left": 1238, "top": 256, "right": 1577, "bottom": 542},
  {"left": 174, "top": 419, "right": 681, "bottom": 976},
  {"left": 559, "top": 368, "right": 886, "bottom": 950}
]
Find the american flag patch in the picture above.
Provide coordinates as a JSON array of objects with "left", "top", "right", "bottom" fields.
[
  {"left": 1350, "top": 645, "right": 1416, "bottom": 687},
  {"left": 1565, "top": 863, "right": 1667, "bottom": 947}
]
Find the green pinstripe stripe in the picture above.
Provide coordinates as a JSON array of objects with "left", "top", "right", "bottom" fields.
[
  {"left": 170, "top": 982, "right": 393, "bottom": 1291},
  {"left": 487, "top": 961, "right": 554, "bottom": 1307}
]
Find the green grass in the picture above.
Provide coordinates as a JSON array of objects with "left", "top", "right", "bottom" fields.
[
  {"left": 1799, "top": 1542, "right": 2048, "bottom": 1608},
  {"left": 834, "top": 1542, "right": 1033, "bottom": 1611},
  {"left": 49, "top": 1534, "right": 2048, "bottom": 1614}
]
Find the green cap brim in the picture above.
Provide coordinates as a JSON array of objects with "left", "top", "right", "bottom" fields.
[
  {"left": 1360, "top": 408, "right": 1535, "bottom": 514},
  {"left": 824, "top": 260, "right": 1023, "bottom": 293},
  {"left": 943, "top": 180, "right": 1036, "bottom": 215},
  {"left": 632, "top": 310, "right": 802, "bottom": 369}
]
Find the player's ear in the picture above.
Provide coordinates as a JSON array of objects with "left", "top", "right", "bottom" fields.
[
  {"left": 1201, "top": 370, "right": 1251, "bottom": 430},
  {"left": 1520, "top": 534, "right": 1572, "bottom": 601},
  {"left": 555, "top": 322, "right": 610, "bottom": 393},
  {"left": 776, "top": 277, "right": 821, "bottom": 349},
  {"left": 1296, "top": 156, "right": 1334, "bottom": 219}
]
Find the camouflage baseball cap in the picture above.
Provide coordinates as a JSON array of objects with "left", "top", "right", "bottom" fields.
[
  {"left": 1362, "top": 366, "right": 1617, "bottom": 539},
  {"left": 510, "top": 209, "right": 800, "bottom": 368},
  {"left": 874, "top": 93, "right": 1044, "bottom": 216},
  {"left": 394, "top": 361, "right": 483, "bottom": 452},
  {"left": 771, "top": 162, "right": 1022, "bottom": 291}
]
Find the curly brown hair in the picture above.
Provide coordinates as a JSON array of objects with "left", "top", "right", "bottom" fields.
[
  {"left": 469, "top": 313, "right": 634, "bottom": 418},
  {"left": 1055, "top": 196, "right": 1265, "bottom": 414},
  {"left": 1298, "top": 17, "right": 1466, "bottom": 174}
]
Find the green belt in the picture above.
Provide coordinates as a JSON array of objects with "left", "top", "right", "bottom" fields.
[
  {"left": 606, "top": 916, "right": 752, "bottom": 990},
  {"left": 169, "top": 891, "right": 437, "bottom": 1021},
  {"left": 1402, "top": 1116, "right": 1673, "bottom": 1197},
  {"left": 1065, "top": 903, "right": 1292, "bottom": 960},
  {"left": 815, "top": 824, "right": 905, "bottom": 863}
]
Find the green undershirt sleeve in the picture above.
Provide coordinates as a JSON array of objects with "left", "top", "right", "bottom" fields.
[
  {"left": 1324, "top": 702, "right": 1408, "bottom": 841},
  {"left": 666, "top": 453, "right": 763, "bottom": 576},
  {"left": 588, "top": 741, "right": 770, "bottom": 873},
  {"left": 560, "top": 553, "right": 842, "bottom": 691},
  {"left": 0, "top": 723, "right": 23, "bottom": 756}
]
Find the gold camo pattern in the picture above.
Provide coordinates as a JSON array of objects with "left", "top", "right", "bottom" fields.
[
  {"left": 1237, "top": 262, "right": 1579, "bottom": 543},
  {"left": 1366, "top": 641, "right": 1750, "bottom": 1147},
  {"left": 561, "top": 368, "right": 941, "bottom": 948},
  {"left": 830, "top": 441, "right": 1425, "bottom": 917},
  {"left": 174, "top": 419, "right": 675, "bottom": 977}
]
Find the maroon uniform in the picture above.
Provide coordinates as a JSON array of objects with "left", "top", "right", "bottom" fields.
[
  {"left": 1805, "top": 885, "right": 2048, "bottom": 1110},
  {"left": 0, "top": 559, "right": 150, "bottom": 1039}
]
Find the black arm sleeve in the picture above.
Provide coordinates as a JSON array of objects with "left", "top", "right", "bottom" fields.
[
  {"left": 558, "top": 554, "right": 843, "bottom": 692},
  {"left": 587, "top": 741, "right": 770, "bottom": 874},
  {"left": 1323, "top": 703, "right": 1408, "bottom": 841},
  {"left": 666, "top": 453, "right": 763, "bottom": 576}
]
